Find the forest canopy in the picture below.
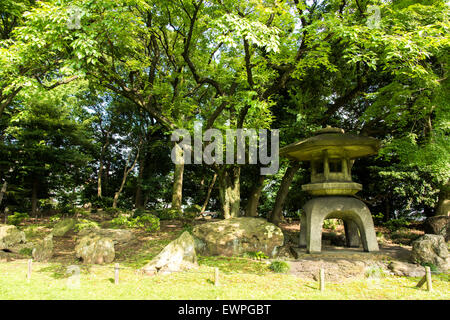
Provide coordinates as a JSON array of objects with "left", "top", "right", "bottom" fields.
[{"left": 0, "top": 0, "right": 449, "bottom": 224}]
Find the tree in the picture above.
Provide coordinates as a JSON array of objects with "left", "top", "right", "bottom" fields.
[
  {"left": 4, "top": 0, "right": 448, "bottom": 224},
  {"left": 1, "top": 84, "right": 93, "bottom": 214}
]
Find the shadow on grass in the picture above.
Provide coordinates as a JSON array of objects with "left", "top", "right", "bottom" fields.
[
  {"left": 37, "top": 263, "right": 91, "bottom": 279},
  {"left": 304, "top": 283, "right": 319, "bottom": 290}
]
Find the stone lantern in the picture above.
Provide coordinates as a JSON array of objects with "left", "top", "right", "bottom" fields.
[{"left": 280, "top": 126, "right": 380, "bottom": 253}]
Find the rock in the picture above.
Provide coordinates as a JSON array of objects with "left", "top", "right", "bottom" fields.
[
  {"left": 0, "top": 224, "right": 26, "bottom": 249},
  {"left": 32, "top": 234, "right": 53, "bottom": 262},
  {"left": 142, "top": 231, "right": 198, "bottom": 275},
  {"left": 52, "top": 219, "right": 76, "bottom": 237},
  {"left": 0, "top": 250, "right": 11, "bottom": 262},
  {"left": 78, "top": 228, "right": 133, "bottom": 244},
  {"left": 276, "top": 246, "right": 295, "bottom": 259},
  {"left": 83, "top": 202, "right": 92, "bottom": 210},
  {"left": 75, "top": 235, "right": 115, "bottom": 264},
  {"left": 411, "top": 234, "right": 449, "bottom": 271},
  {"left": 423, "top": 216, "right": 449, "bottom": 242},
  {"left": 388, "top": 261, "right": 425, "bottom": 277},
  {"left": 192, "top": 217, "right": 284, "bottom": 257}
]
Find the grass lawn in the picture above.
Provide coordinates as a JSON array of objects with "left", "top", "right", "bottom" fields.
[{"left": 0, "top": 259, "right": 448, "bottom": 300}]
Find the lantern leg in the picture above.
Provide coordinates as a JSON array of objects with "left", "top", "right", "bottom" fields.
[{"left": 344, "top": 220, "right": 361, "bottom": 247}]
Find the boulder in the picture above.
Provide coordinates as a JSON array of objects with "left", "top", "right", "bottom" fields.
[
  {"left": 78, "top": 228, "right": 133, "bottom": 244},
  {"left": 32, "top": 234, "right": 53, "bottom": 262},
  {"left": 0, "top": 224, "right": 26, "bottom": 249},
  {"left": 276, "top": 245, "right": 295, "bottom": 259},
  {"left": 52, "top": 219, "right": 76, "bottom": 237},
  {"left": 388, "top": 261, "right": 425, "bottom": 277},
  {"left": 0, "top": 250, "right": 11, "bottom": 262},
  {"left": 411, "top": 234, "right": 449, "bottom": 271},
  {"left": 423, "top": 216, "right": 449, "bottom": 242},
  {"left": 192, "top": 217, "right": 284, "bottom": 257},
  {"left": 142, "top": 231, "right": 198, "bottom": 275},
  {"left": 75, "top": 235, "right": 115, "bottom": 264},
  {"left": 82, "top": 202, "right": 92, "bottom": 210}
]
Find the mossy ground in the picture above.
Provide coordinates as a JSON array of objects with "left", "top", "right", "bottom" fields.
[{"left": 1, "top": 215, "right": 448, "bottom": 299}]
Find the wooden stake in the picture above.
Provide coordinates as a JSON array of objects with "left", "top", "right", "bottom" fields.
[
  {"left": 319, "top": 268, "right": 325, "bottom": 291},
  {"left": 115, "top": 263, "right": 119, "bottom": 285},
  {"left": 425, "top": 266, "right": 432, "bottom": 291},
  {"left": 214, "top": 267, "right": 220, "bottom": 286},
  {"left": 27, "top": 259, "right": 32, "bottom": 281}
]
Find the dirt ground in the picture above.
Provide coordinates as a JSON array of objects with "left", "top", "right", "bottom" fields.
[{"left": 278, "top": 220, "right": 424, "bottom": 282}]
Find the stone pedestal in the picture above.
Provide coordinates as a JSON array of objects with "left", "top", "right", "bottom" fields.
[{"left": 299, "top": 197, "right": 379, "bottom": 253}]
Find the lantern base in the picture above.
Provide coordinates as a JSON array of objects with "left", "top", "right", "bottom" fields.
[
  {"left": 301, "top": 182, "right": 362, "bottom": 196},
  {"left": 299, "top": 197, "right": 379, "bottom": 253}
]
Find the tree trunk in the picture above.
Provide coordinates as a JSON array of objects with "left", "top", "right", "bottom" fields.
[
  {"left": 97, "top": 134, "right": 110, "bottom": 199},
  {"left": 135, "top": 156, "right": 145, "bottom": 209},
  {"left": 268, "top": 162, "right": 301, "bottom": 225},
  {"left": 113, "top": 145, "right": 140, "bottom": 209},
  {"left": 218, "top": 166, "right": 241, "bottom": 219},
  {"left": 97, "top": 161, "right": 104, "bottom": 198},
  {"left": 31, "top": 178, "right": 39, "bottom": 216},
  {"left": 245, "top": 175, "right": 265, "bottom": 217},
  {"left": 385, "top": 199, "right": 391, "bottom": 222},
  {"left": 0, "top": 180, "right": 7, "bottom": 207},
  {"left": 435, "top": 182, "right": 450, "bottom": 216},
  {"left": 200, "top": 172, "right": 217, "bottom": 213},
  {"left": 171, "top": 143, "right": 184, "bottom": 210}
]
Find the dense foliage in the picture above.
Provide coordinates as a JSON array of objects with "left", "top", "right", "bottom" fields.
[{"left": 0, "top": 0, "right": 448, "bottom": 224}]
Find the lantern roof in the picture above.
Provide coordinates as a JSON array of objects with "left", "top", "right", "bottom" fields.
[{"left": 280, "top": 126, "right": 381, "bottom": 161}]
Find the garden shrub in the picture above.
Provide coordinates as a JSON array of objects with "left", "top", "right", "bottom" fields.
[
  {"left": 269, "top": 261, "right": 290, "bottom": 273},
  {"left": 111, "top": 214, "right": 160, "bottom": 232},
  {"left": 39, "top": 199, "right": 56, "bottom": 211},
  {"left": 322, "top": 219, "right": 341, "bottom": 230},
  {"left": 244, "top": 251, "right": 269, "bottom": 260},
  {"left": 133, "top": 208, "right": 153, "bottom": 218},
  {"left": 421, "top": 262, "right": 438, "bottom": 272},
  {"left": 91, "top": 196, "right": 114, "bottom": 209},
  {"left": 74, "top": 219, "right": 100, "bottom": 232},
  {"left": 156, "top": 208, "right": 183, "bottom": 220},
  {"left": 49, "top": 214, "right": 62, "bottom": 223},
  {"left": 7, "top": 212, "right": 29, "bottom": 226},
  {"left": 184, "top": 204, "right": 202, "bottom": 219},
  {"left": 19, "top": 247, "right": 33, "bottom": 256},
  {"left": 138, "top": 214, "right": 160, "bottom": 232},
  {"left": 182, "top": 210, "right": 198, "bottom": 220},
  {"left": 182, "top": 223, "right": 193, "bottom": 234},
  {"left": 383, "top": 218, "right": 411, "bottom": 232},
  {"left": 58, "top": 205, "right": 78, "bottom": 216},
  {"left": 373, "top": 212, "right": 384, "bottom": 225}
]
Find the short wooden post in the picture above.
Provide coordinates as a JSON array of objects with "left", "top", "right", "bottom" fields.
[
  {"left": 27, "top": 259, "right": 32, "bottom": 281},
  {"left": 114, "top": 263, "right": 120, "bottom": 285},
  {"left": 425, "top": 266, "right": 432, "bottom": 291},
  {"left": 319, "top": 268, "right": 325, "bottom": 291},
  {"left": 214, "top": 267, "right": 220, "bottom": 286}
]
